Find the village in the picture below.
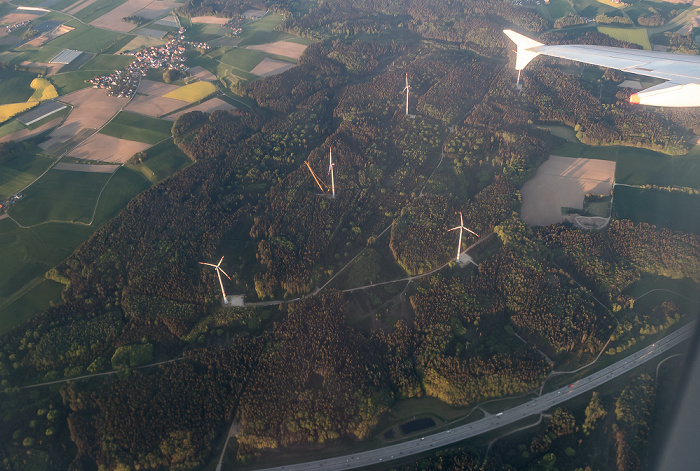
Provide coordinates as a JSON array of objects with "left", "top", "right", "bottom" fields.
[{"left": 89, "top": 29, "right": 210, "bottom": 98}]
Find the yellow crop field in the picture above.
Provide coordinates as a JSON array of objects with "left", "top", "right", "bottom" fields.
[
  {"left": 29, "top": 77, "right": 59, "bottom": 102},
  {"left": 163, "top": 81, "right": 217, "bottom": 103},
  {"left": 598, "top": 26, "right": 652, "bottom": 50},
  {"left": 0, "top": 102, "right": 38, "bottom": 124}
]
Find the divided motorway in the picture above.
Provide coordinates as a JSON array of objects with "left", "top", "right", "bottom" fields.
[{"left": 255, "top": 322, "right": 696, "bottom": 471}]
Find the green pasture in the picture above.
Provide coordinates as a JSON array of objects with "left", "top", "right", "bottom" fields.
[
  {"left": 0, "top": 119, "right": 26, "bottom": 138},
  {"left": 188, "top": 54, "right": 256, "bottom": 81},
  {"left": 0, "top": 218, "right": 94, "bottom": 334},
  {"left": 99, "top": 111, "right": 172, "bottom": 144},
  {"left": 117, "top": 35, "right": 165, "bottom": 54},
  {"left": 236, "top": 30, "right": 293, "bottom": 47},
  {"left": 597, "top": 26, "right": 652, "bottom": 50},
  {"left": 0, "top": 68, "right": 37, "bottom": 104},
  {"left": 0, "top": 166, "right": 151, "bottom": 331},
  {"left": 0, "top": 279, "right": 64, "bottom": 335},
  {"left": 126, "top": 139, "right": 192, "bottom": 183},
  {"left": 211, "top": 47, "right": 296, "bottom": 74},
  {"left": 12, "top": 46, "right": 59, "bottom": 64},
  {"left": 570, "top": 0, "right": 618, "bottom": 17},
  {"left": 612, "top": 185, "right": 700, "bottom": 234},
  {"left": 186, "top": 23, "right": 230, "bottom": 42},
  {"left": 0, "top": 152, "right": 54, "bottom": 198},
  {"left": 49, "top": 70, "right": 102, "bottom": 94},
  {"left": 0, "top": 3, "right": 14, "bottom": 19},
  {"left": 284, "top": 36, "right": 315, "bottom": 45},
  {"left": 552, "top": 141, "right": 700, "bottom": 189},
  {"left": 41, "top": 0, "right": 79, "bottom": 10},
  {"left": 81, "top": 53, "right": 134, "bottom": 71},
  {"left": 73, "top": 0, "right": 129, "bottom": 23},
  {"left": 538, "top": 0, "right": 575, "bottom": 20},
  {"left": 246, "top": 13, "right": 285, "bottom": 31},
  {"left": 102, "top": 34, "right": 139, "bottom": 54},
  {"left": 7, "top": 168, "right": 111, "bottom": 226},
  {"left": 44, "top": 22, "right": 127, "bottom": 53},
  {"left": 91, "top": 167, "right": 150, "bottom": 225}
]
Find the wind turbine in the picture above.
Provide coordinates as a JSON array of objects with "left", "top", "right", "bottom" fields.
[
  {"left": 328, "top": 147, "right": 336, "bottom": 198},
  {"left": 305, "top": 160, "right": 328, "bottom": 194},
  {"left": 403, "top": 73, "right": 410, "bottom": 115},
  {"left": 199, "top": 256, "right": 230, "bottom": 304},
  {"left": 448, "top": 212, "right": 480, "bottom": 262}
]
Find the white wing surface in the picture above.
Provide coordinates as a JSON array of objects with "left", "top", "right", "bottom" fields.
[{"left": 504, "top": 29, "right": 700, "bottom": 107}]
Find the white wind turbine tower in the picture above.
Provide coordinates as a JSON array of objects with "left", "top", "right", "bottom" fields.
[
  {"left": 199, "top": 256, "right": 231, "bottom": 304},
  {"left": 328, "top": 147, "right": 336, "bottom": 198},
  {"left": 448, "top": 212, "right": 480, "bottom": 262},
  {"left": 403, "top": 73, "right": 410, "bottom": 115}
]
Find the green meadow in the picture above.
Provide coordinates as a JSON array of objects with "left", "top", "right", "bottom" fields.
[
  {"left": 99, "top": 111, "right": 173, "bottom": 144},
  {"left": 0, "top": 217, "right": 94, "bottom": 333},
  {"left": 81, "top": 53, "right": 135, "bottom": 71},
  {"left": 612, "top": 186, "right": 700, "bottom": 234},
  {"left": 7, "top": 168, "right": 112, "bottom": 226},
  {"left": 571, "top": 0, "right": 618, "bottom": 17},
  {"left": 49, "top": 71, "right": 100, "bottom": 95},
  {"left": 91, "top": 167, "right": 151, "bottom": 225},
  {"left": 73, "top": 0, "right": 129, "bottom": 23},
  {"left": 553, "top": 142, "right": 700, "bottom": 189},
  {"left": 0, "top": 68, "right": 37, "bottom": 105},
  {"left": 537, "top": 0, "right": 575, "bottom": 20},
  {"left": 126, "top": 139, "right": 192, "bottom": 184},
  {"left": 0, "top": 166, "right": 151, "bottom": 333},
  {"left": 0, "top": 152, "right": 54, "bottom": 198},
  {"left": 597, "top": 26, "right": 652, "bottom": 50},
  {"left": 0, "top": 119, "right": 27, "bottom": 139}
]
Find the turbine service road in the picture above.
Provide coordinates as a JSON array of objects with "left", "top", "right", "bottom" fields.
[{"left": 254, "top": 322, "right": 695, "bottom": 471}]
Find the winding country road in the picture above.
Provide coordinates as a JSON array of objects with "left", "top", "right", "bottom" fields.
[{"left": 248, "top": 321, "right": 696, "bottom": 471}]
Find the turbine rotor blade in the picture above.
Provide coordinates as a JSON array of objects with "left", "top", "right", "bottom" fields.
[
  {"left": 199, "top": 262, "right": 217, "bottom": 267},
  {"left": 463, "top": 227, "right": 480, "bottom": 237},
  {"left": 218, "top": 267, "right": 232, "bottom": 280},
  {"left": 217, "top": 255, "right": 225, "bottom": 267}
]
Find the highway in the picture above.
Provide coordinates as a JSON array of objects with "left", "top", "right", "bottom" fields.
[{"left": 253, "top": 322, "right": 696, "bottom": 471}]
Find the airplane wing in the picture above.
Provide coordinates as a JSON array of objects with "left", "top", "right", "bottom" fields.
[{"left": 504, "top": 29, "right": 700, "bottom": 107}]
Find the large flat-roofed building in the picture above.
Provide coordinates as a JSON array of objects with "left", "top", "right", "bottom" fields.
[{"left": 49, "top": 49, "right": 83, "bottom": 64}]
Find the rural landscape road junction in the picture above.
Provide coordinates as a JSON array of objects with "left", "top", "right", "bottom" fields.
[{"left": 252, "top": 322, "right": 696, "bottom": 471}]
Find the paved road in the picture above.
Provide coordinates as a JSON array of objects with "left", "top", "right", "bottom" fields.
[{"left": 253, "top": 322, "right": 696, "bottom": 471}]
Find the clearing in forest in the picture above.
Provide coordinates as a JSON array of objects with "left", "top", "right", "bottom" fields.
[
  {"left": 246, "top": 40, "right": 308, "bottom": 59},
  {"left": 250, "top": 57, "right": 296, "bottom": 77},
  {"left": 520, "top": 156, "right": 616, "bottom": 227}
]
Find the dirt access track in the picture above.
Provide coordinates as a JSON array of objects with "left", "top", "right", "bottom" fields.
[{"left": 520, "top": 155, "right": 616, "bottom": 227}]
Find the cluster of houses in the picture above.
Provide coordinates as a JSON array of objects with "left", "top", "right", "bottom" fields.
[
  {"left": 89, "top": 36, "right": 210, "bottom": 98},
  {"left": 6, "top": 20, "right": 31, "bottom": 33},
  {"left": 0, "top": 194, "right": 24, "bottom": 214},
  {"left": 223, "top": 17, "right": 246, "bottom": 36}
]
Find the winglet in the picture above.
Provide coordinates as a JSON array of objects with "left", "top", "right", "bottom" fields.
[{"left": 503, "top": 29, "right": 543, "bottom": 71}]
